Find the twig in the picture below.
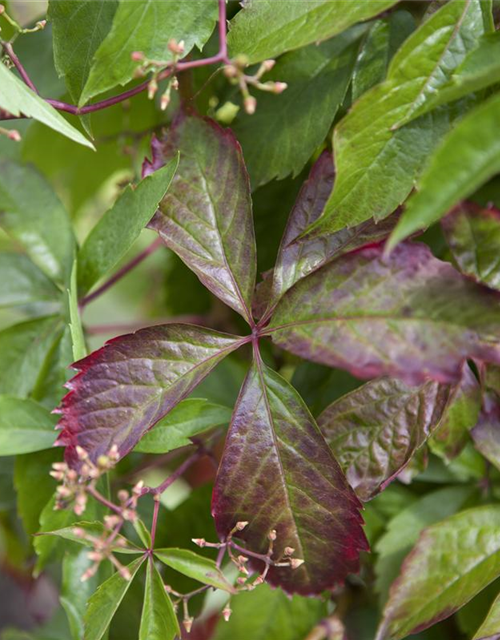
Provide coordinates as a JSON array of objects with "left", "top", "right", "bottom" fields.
[
  {"left": 0, "top": 0, "right": 230, "bottom": 121},
  {"left": 2, "top": 41, "right": 38, "bottom": 93},
  {"left": 79, "top": 237, "right": 163, "bottom": 308},
  {"left": 142, "top": 451, "right": 203, "bottom": 496},
  {"left": 150, "top": 496, "right": 161, "bottom": 549},
  {"left": 86, "top": 485, "right": 123, "bottom": 516}
]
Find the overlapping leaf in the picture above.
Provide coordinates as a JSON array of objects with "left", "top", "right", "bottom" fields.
[
  {"left": 56, "top": 324, "right": 243, "bottom": 467},
  {"left": 0, "top": 252, "right": 60, "bottom": 311},
  {"left": 388, "top": 92, "right": 500, "bottom": 249},
  {"left": 232, "top": 27, "right": 366, "bottom": 188},
  {"left": 442, "top": 203, "right": 500, "bottom": 292},
  {"left": 471, "top": 393, "right": 500, "bottom": 471},
  {"left": 147, "top": 113, "right": 256, "bottom": 323},
  {"left": 376, "top": 505, "right": 500, "bottom": 639},
  {"left": 80, "top": 0, "right": 217, "bottom": 105},
  {"left": 267, "top": 242, "right": 500, "bottom": 385},
  {"left": 318, "top": 377, "right": 452, "bottom": 501},
  {"left": 227, "top": 0, "right": 400, "bottom": 63},
  {"left": 48, "top": 0, "right": 118, "bottom": 103},
  {"left": 0, "top": 396, "right": 58, "bottom": 456},
  {"left": 305, "top": 0, "right": 485, "bottom": 236},
  {"left": 212, "top": 358, "right": 367, "bottom": 596},
  {"left": 261, "top": 152, "right": 398, "bottom": 319},
  {"left": 473, "top": 592, "right": 500, "bottom": 640}
]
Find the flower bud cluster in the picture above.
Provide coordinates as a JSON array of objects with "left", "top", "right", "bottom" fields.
[{"left": 223, "top": 56, "right": 288, "bottom": 114}]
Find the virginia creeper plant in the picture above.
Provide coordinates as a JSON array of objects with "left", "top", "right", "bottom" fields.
[{"left": 2, "top": 1, "right": 500, "bottom": 639}]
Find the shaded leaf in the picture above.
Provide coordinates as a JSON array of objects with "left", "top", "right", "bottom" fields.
[
  {"left": 374, "top": 486, "right": 476, "bottom": 605},
  {"left": 319, "top": 377, "right": 452, "bottom": 501},
  {"left": 139, "top": 560, "right": 179, "bottom": 640},
  {"left": 0, "top": 252, "right": 60, "bottom": 311},
  {"left": 388, "top": 92, "right": 500, "bottom": 249},
  {"left": 0, "top": 63, "right": 93, "bottom": 148},
  {"left": 212, "top": 583, "right": 327, "bottom": 640},
  {"left": 134, "top": 398, "right": 232, "bottom": 454},
  {"left": 81, "top": 1, "right": 217, "bottom": 105},
  {"left": 148, "top": 113, "right": 256, "bottom": 322},
  {"left": 154, "top": 548, "right": 235, "bottom": 593},
  {"left": 68, "top": 262, "right": 86, "bottom": 362},
  {"left": 473, "top": 592, "right": 500, "bottom": 640},
  {"left": 262, "top": 151, "right": 398, "bottom": 319},
  {"left": 442, "top": 203, "right": 500, "bottom": 292},
  {"left": 40, "top": 521, "right": 142, "bottom": 554},
  {"left": 56, "top": 324, "right": 243, "bottom": 467},
  {"left": 78, "top": 157, "right": 178, "bottom": 295},
  {"left": 267, "top": 242, "right": 500, "bottom": 385},
  {"left": 227, "top": 0, "right": 400, "bottom": 63},
  {"left": 84, "top": 556, "right": 145, "bottom": 640},
  {"left": 212, "top": 357, "right": 367, "bottom": 596},
  {"left": 0, "top": 396, "right": 57, "bottom": 456},
  {"left": 232, "top": 27, "right": 365, "bottom": 188},
  {"left": 429, "top": 364, "right": 481, "bottom": 460},
  {"left": 471, "top": 393, "right": 500, "bottom": 471},
  {"left": 376, "top": 505, "right": 500, "bottom": 640},
  {"left": 49, "top": 0, "right": 118, "bottom": 103},
  {"left": 0, "top": 159, "right": 75, "bottom": 285},
  {"left": 306, "top": 0, "right": 485, "bottom": 236}
]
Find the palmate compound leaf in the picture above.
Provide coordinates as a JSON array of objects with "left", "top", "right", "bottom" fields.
[
  {"left": 139, "top": 560, "right": 180, "bottom": 640},
  {"left": 258, "top": 151, "right": 399, "bottom": 321},
  {"left": 376, "top": 505, "right": 500, "bottom": 640},
  {"left": 265, "top": 242, "right": 500, "bottom": 386},
  {"left": 212, "top": 355, "right": 368, "bottom": 596},
  {"left": 55, "top": 324, "right": 244, "bottom": 467},
  {"left": 319, "top": 365, "right": 479, "bottom": 501},
  {"left": 147, "top": 112, "right": 256, "bottom": 324},
  {"left": 304, "top": 0, "right": 486, "bottom": 237}
]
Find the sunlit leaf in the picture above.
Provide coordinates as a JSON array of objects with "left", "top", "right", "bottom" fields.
[
  {"left": 212, "top": 357, "right": 367, "bottom": 595},
  {"left": 154, "top": 548, "right": 235, "bottom": 592}
]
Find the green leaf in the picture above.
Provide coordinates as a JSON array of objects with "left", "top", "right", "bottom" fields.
[
  {"left": 67, "top": 261, "right": 86, "bottom": 361},
  {"left": 134, "top": 398, "right": 232, "bottom": 454},
  {"left": 139, "top": 560, "right": 179, "bottom": 640},
  {"left": 473, "top": 592, "right": 500, "bottom": 639},
  {"left": 212, "top": 583, "right": 327, "bottom": 640},
  {"left": 40, "top": 521, "right": 142, "bottom": 554},
  {"left": 80, "top": 0, "right": 218, "bottom": 105},
  {"left": 319, "top": 377, "right": 452, "bottom": 501},
  {"left": 84, "top": 556, "right": 145, "bottom": 640},
  {"left": 0, "top": 316, "right": 62, "bottom": 397},
  {"left": 227, "top": 0, "right": 400, "bottom": 63},
  {"left": 374, "top": 486, "right": 476, "bottom": 605},
  {"left": 376, "top": 505, "right": 500, "bottom": 640},
  {"left": 148, "top": 114, "right": 256, "bottom": 323},
  {"left": 133, "top": 518, "right": 151, "bottom": 549},
  {"left": 0, "top": 252, "right": 60, "bottom": 311},
  {"left": 48, "top": 0, "right": 118, "bottom": 103},
  {"left": 154, "top": 548, "right": 235, "bottom": 593},
  {"left": 442, "top": 203, "right": 500, "bottom": 292},
  {"left": 77, "top": 157, "right": 178, "bottom": 295},
  {"left": 0, "top": 63, "right": 93, "bottom": 149},
  {"left": 0, "top": 159, "right": 75, "bottom": 285},
  {"left": 232, "top": 26, "right": 365, "bottom": 188},
  {"left": 429, "top": 364, "right": 481, "bottom": 461},
  {"left": 0, "top": 396, "right": 57, "bottom": 456},
  {"left": 306, "top": 0, "right": 485, "bottom": 236},
  {"left": 212, "top": 357, "right": 367, "bottom": 595},
  {"left": 388, "top": 92, "right": 500, "bottom": 249}
]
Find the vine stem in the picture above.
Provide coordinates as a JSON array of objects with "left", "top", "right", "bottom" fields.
[
  {"left": 86, "top": 485, "right": 123, "bottom": 516},
  {"left": 79, "top": 237, "right": 163, "bottom": 308},
  {"left": 2, "top": 41, "right": 38, "bottom": 93},
  {"left": 0, "top": 0, "right": 230, "bottom": 120},
  {"left": 142, "top": 450, "right": 203, "bottom": 496}
]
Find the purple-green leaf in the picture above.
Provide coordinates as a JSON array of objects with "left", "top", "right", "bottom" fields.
[
  {"left": 266, "top": 242, "right": 500, "bottom": 385},
  {"left": 442, "top": 203, "right": 500, "bottom": 291},
  {"left": 212, "top": 356, "right": 367, "bottom": 596},
  {"left": 376, "top": 505, "right": 500, "bottom": 640},
  {"left": 318, "top": 377, "right": 452, "bottom": 501},
  {"left": 261, "top": 151, "right": 397, "bottom": 320},
  {"left": 56, "top": 324, "right": 243, "bottom": 467},
  {"left": 147, "top": 112, "right": 256, "bottom": 324},
  {"left": 471, "top": 392, "right": 500, "bottom": 471}
]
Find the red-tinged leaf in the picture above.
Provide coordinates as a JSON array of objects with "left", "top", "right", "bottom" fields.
[
  {"left": 56, "top": 324, "right": 243, "bottom": 467},
  {"left": 212, "top": 355, "right": 367, "bottom": 596},
  {"left": 429, "top": 363, "right": 481, "bottom": 460},
  {"left": 265, "top": 242, "right": 500, "bottom": 385},
  {"left": 318, "top": 377, "right": 452, "bottom": 501},
  {"left": 471, "top": 392, "right": 500, "bottom": 471},
  {"left": 442, "top": 202, "right": 500, "bottom": 291},
  {"left": 376, "top": 505, "right": 500, "bottom": 640},
  {"left": 261, "top": 151, "right": 397, "bottom": 320},
  {"left": 146, "top": 112, "right": 256, "bottom": 323}
]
